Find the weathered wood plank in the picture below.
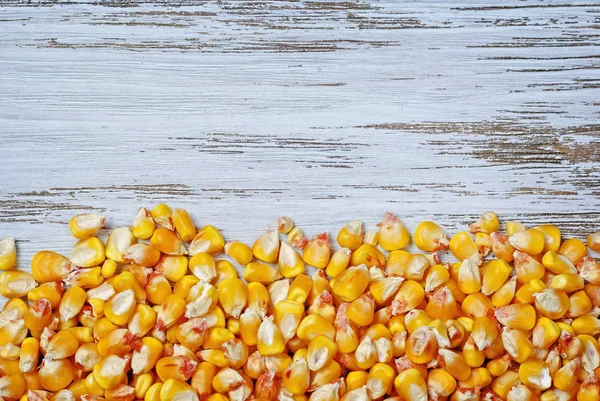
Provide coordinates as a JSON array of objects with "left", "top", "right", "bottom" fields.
[{"left": 0, "top": 0, "right": 598, "bottom": 283}]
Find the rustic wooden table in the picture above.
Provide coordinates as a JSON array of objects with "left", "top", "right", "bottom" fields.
[{"left": 0, "top": 0, "right": 598, "bottom": 273}]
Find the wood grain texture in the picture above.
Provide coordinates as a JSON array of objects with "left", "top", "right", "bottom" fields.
[{"left": 0, "top": 0, "right": 599, "bottom": 284}]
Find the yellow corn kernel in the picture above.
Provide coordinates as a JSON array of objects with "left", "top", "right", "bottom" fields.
[
  {"left": 445, "top": 319, "right": 465, "bottom": 348},
  {"left": 391, "top": 280, "right": 425, "bottom": 316},
  {"left": 130, "top": 337, "right": 163, "bottom": 375},
  {"left": 394, "top": 368, "right": 428, "bottom": 401},
  {"left": 568, "top": 289, "right": 592, "bottom": 318},
  {"left": 123, "top": 243, "right": 161, "bottom": 267},
  {"left": 99, "top": 259, "right": 116, "bottom": 279},
  {"left": 201, "top": 328, "right": 233, "bottom": 350},
  {"left": 463, "top": 336, "right": 485, "bottom": 367},
  {"left": 578, "top": 374, "right": 600, "bottom": 401},
  {"left": 552, "top": 357, "right": 581, "bottom": 392},
  {"left": 588, "top": 232, "right": 600, "bottom": 252},
  {"left": 273, "top": 300, "right": 304, "bottom": 342},
  {"left": 532, "top": 317, "right": 561, "bottom": 349},
  {"left": 467, "top": 211, "right": 499, "bottom": 234},
  {"left": 345, "top": 371, "right": 368, "bottom": 392},
  {"left": 173, "top": 275, "right": 199, "bottom": 299},
  {"left": 305, "top": 335, "right": 337, "bottom": 372},
  {"left": 518, "top": 359, "right": 552, "bottom": 390},
  {"left": 105, "top": 227, "right": 136, "bottom": 263},
  {"left": 0, "top": 374, "right": 25, "bottom": 399},
  {"left": 350, "top": 244, "right": 385, "bottom": 269},
  {"left": 74, "top": 342, "right": 102, "bottom": 373},
  {"left": 103, "top": 289, "right": 136, "bottom": 326},
  {"left": 427, "top": 368, "right": 457, "bottom": 400},
  {"left": 404, "top": 309, "right": 433, "bottom": 334},
  {"left": 302, "top": 233, "right": 331, "bottom": 269},
  {"left": 27, "top": 281, "right": 64, "bottom": 309},
  {"left": 45, "top": 329, "right": 79, "bottom": 360},
  {"left": 24, "top": 298, "right": 52, "bottom": 334},
  {"left": 58, "top": 285, "right": 86, "bottom": 323},
  {"left": 156, "top": 355, "right": 198, "bottom": 382},
  {"left": 424, "top": 263, "right": 449, "bottom": 292},
  {"left": 93, "top": 355, "right": 127, "bottom": 390},
  {"left": 508, "top": 228, "right": 545, "bottom": 255},
  {"left": 171, "top": 208, "right": 196, "bottom": 242},
  {"left": 256, "top": 317, "right": 285, "bottom": 356},
  {"left": 368, "top": 277, "right": 402, "bottom": 307},
  {"left": 0, "top": 269, "right": 36, "bottom": 299},
  {"left": 579, "top": 257, "right": 600, "bottom": 286},
  {"left": 222, "top": 242, "right": 252, "bottom": 267},
  {"left": 69, "top": 213, "right": 106, "bottom": 240},
  {"left": 212, "top": 367, "right": 244, "bottom": 393},
  {"left": 454, "top": 254, "right": 480, "bottom": 296},
  {"left": 151, "top": 204, "right": 174, "bottom": 230},
  {"left": 376, "top": 212, "right": 410, "bottom": 251},
  {"left": 470, "top": 316, "right": 498, "bottom": 351},
  {"left": 352, "top": 335, "right": 375, "bottom": 370},
  {"left": 437, "top": 348, "right": 471, "bottom": 381},
  {"left": 533, "top": 288, "right": 570, "bottom": 319},
  {"left": 462, "top": 293, "right": 493, "bottom": 319},
  {"left": 491, "top": 276, "right": 516, "bottom": 307},
  {"left": 274, "top": 241, "right": 305, "bottom": 279},
  {"left": 145, "top": 382, "right": 163, "bottom": 401},
  {"left": 550, "top": 272, "right": 584, "bottom": 293},
  {"left": 249, "top": 231, "right": 280, "bottom": 264},
  {"left": 66, "top": 266, "right": 104, "bottom": 289},
  {"left": 286, "top": 274, "right": 311, "bottom": 304},
  {"left": 365, "top": 362, "right": 394, "bottom": 398},
  {"left": 488, "top": 233, "right": 513, "bottom": 264},
  {"left": 145, "top": 273, "right": 172, "bottom": 305},
  {"left": 85, "top": 372, "right": 105, "bottom": 396},
  {"left": 132, "top": 373, "right": 154, "bottom": 399},
  {"left": 481, "top": 259, "right": 512, "bottom": 296},
  {"left": 126, "top": 305, "right": 155, "bottom": 338},
  {"left": 542, "top": 250, "right": 577, "bottom": 275},
  {"left": 68, "top": 379, "right": 89, "bottom": 399},
  {"left": 243, "top": 262, "right": 282, "bottom": 285},
  {"left": 132, "top": 207, "right": 156, "bottom": 240},
  {"left": 402, "top": 254, "right": 428, "bottom": 281},
  {"left": 112, "top": 271, "right": 145, "bottom": 301},
  {"left": 297, "top": 314, "right": 335, "bottom": 342},
  {"left": 515, "top": 278, "right": 545, "bottom": 304},
  {"left": 190, "top": 362, "right": 218, "bottom": 400},
  {"left": 155, "top": 294, "right": 185, "bottom": 331},
  {"left": 241, "top": 283, "right": 267, "bottom": 319},
  {"left": 426, "top": 286, "right": 457, "bottom": 322},
  {"left": 534, "top": 224, "right": 561, "bottom": 253},
  {"left": 449, "top": 231, "right": 479, "bottom": 261},
  {"left": 274, "top": 216, "right": 294, "bottom": 235},
  {"left": 487, "top": 354, "right": 511, "bottom": 377},
  {"left": 404, "top": 326, "right": 437, "bottom": 364},
  {"left": 0, "top": 238, "right": 16, "bottom": 272},
  {"left": 159, "top": 379, "right": 198, "bottom": 401},
  {"left": 501, "top": 327, "right": 533, "bottom": 363},
  {"left": 188, "top": 225, "right": 224, "bottom": 256},
  {"left": 505, "top": 221, "right": 525, "bottom": 236},
  {"left": 70, "top": 237, "right": 106, "bottom": 268},
  {"left": 285, "top": 227, "right": 307, "bottom": 251},
  {"left": 325, "top": 248, "right": 351, "bottom": 279},
  {"left": 332, "top": 264, "right": 369, "bottom": 302},
  {"left": 385, "top": 250, "right": 410, "bottom": 277},
  {"left": 345, "top": 292, "right": 375, "bottom": 327},
  {"left": 39, "top": 359, "right": 74, "bottom": 392},
  {"left": 491, "top": 370, "right": 519, "bottom": 399},
  {"left": 474, "top": 232, "right": 492, "bottom": 257},
  {"left": 148, "top": 227, "right": 185, "bottom": 256},
  {"left": 494, "top": 303, "right": 536, "bottom": 331},
  {"left": 559, "top": 237, "right": 588, "bottom": 265},
  {"left": 414, "top": 221, "right": 449, "bottom": 252},
  {"left": 19, "top": 337, "right": 40, "bottom": 373},
  {"left": 573, "top": 315, "right": 600, "bottom": 336},
  {"left": 337, "top": 220, "right": 363, "bottom": 251},
  {"left": 217, "top": 278, "right": 247, "bottom": 318},
  {"left": 458, "top": 367, "right": 492, "bottom": 391},
  {"left": 183, "top": 253, "right": 215, "bottom": 283}
]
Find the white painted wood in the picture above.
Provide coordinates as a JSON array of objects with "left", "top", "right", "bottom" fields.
[{"left": 0, "top": 0, "right": 599, "bottom": 286}]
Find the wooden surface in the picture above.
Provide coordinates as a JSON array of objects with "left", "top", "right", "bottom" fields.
[{"left": 0, "top": 0, "right": 599, "bottom": 275}]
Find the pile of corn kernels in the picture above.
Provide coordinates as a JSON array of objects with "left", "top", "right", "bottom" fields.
[{"left": 0, "top": 207, "right": 599, "bottom": 401}]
